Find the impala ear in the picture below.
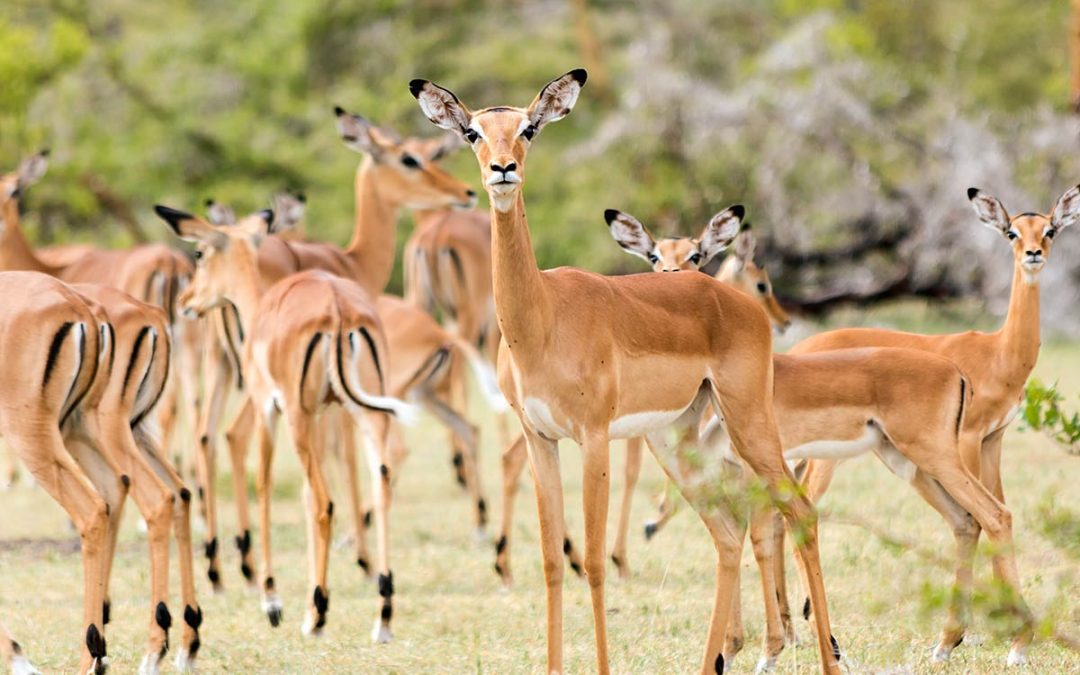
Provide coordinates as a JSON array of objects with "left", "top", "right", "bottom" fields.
[
  {"left": 967, "top": 188, "right": 1010, "bottom": 234},
  {"left": 699, "top": 205, "right": 744, "bottom": 262},
  {"left": 335, "top": 106, "right": 389, "bottom": 159},
  {"left": 204, "top": 199, "right": 237, "bottom": 226},
  {"left": 409, "top": 80, "right": 473, "bottom": 142},
  {"left": 733, "top": 227, "right": 756, "bottom": 267},
  {"left": 16, "top": 150, "right": 50, "bottom": 192},
  {"left": 604, "top": 209, "right": 656, "bottom": 263},
  {"left": 271, "top": 192, "right": 306, "bottom": 231},
  {"left": 526, "top": 69, "right": 587, "bottom": 132},
  {"left": 154, "top": 205, "right": 228, "bottom": 248},
  {"left": 428, "top": 132, "right": 465, "bottom": 162},
  {"left": 1050, "top": 184, "right": 1080, "bottom": 232},
  {"left": 234, "top": 209, "right": 274, "bottom": 246}
]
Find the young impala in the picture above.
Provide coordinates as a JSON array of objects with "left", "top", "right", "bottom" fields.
[
  {"left": 777, "top": 185, "right": 1078, "bottom": 666},
  {"left": 412, "top": 69, "right": 841, "bottom": 674}
]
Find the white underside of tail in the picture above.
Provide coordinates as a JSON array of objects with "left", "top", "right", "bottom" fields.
[
  {"left": 339, "top": 331, "right": 419, "bottom": 425},
  {"left": 11, "top": 655, "right": 41, "bottom": 675},
  {"left": 132, "top": 327, "right": 160, "bottom": 417},
  {"left": 452, "top": 337, "right": 508, "bottom": 412},
  {"left": 783, "top": 423, "right": 884, "bottom": 461}
]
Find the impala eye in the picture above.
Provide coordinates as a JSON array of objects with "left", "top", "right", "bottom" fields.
[
  {"left": 1006, "top": 231, "right": 1019, "bottom": 240},
  {"left": 401, "top": 154, "right": 420, "bottom": 169},
  {"left": 688, "top": 253, "right": 702, "bottom": 266},
  {"left": 464, "top": 128, "right": 479, "bottom": 144},
  {"left": 756, "top": 282, "right": 768, "bottom": 294},
  {"left": 193, "top": 249, "right": 204, "bottom": 261},
  {"left": 1046, "top": 228, "right": 1057, "bottom": 240},
  {"left": 648, "top": 253, "right": 659, "bottom": 264},
  {"left": 522, "top": 124, "right": 538, "bottom": 141}
]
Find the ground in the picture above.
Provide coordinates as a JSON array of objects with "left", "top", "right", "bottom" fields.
[{"left": 1, "top": 303, "right": 1079, "bottom": 674}]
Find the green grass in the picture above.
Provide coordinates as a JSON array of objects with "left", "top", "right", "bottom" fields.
[{"left": 2, "top": 314, "right": 1080, "bottom": 673}]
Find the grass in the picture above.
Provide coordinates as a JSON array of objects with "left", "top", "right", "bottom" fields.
[{"left": 2, "top": 304, "right": 1080, "bottom": 673}]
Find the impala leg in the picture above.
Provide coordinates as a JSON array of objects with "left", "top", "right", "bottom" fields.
[
  {"left": 137, "top": 435, "right": 201, "bottom": 672},
  {"left": 644, "top": 478, "right": 685, "bottom": 540},
  {"left": 919, "top": 448, "right": 1032, "bottom": 666},
  {"left": 0, "top": 619, "right": 40, "bottom": 675},
  {"left": 523, "top": 427, "right": 566, "bottom": 673},
  {"left": 224, "top": 400, "right": 257, "bottom": 586},
  {"left": 579, "top": 429, "right": 612, "bottom": 674},
  {"left": 909, "top": 469, "right": 979, "bottom": 662},
  {"left": 495, "top": 435, "right": 527, "bottom": 587},
  {"left": 716, "top": 396, "right": 840, "bottom": 674},
  {"left": 723, "top": 565, "right": 745, "bottom": 663},
  {"left": 610, "top": 437, "right": 643, "bottom": 579},
  {"left": 194, "top": 352, "right": 230, "bottom": 592},
  {"left": 359, "top": 412, "right": 395, "bottom": 643},
  {"left": 980, "top": 426, "right": 1006, "bottom": 501},
  {"left": 252, "top": 405, "right": 282, "bottom": 627},
  {"left": 13, "top": 424, "right": 112, "bottom": 675},
  {"left": 748, "top": 503, "right": 786, "bottom": 672},
  {"left": 779, "top": 457, "right": 835, "bottom": 635},
  {"left": 287, "top": 408, "right": 333, "bottom": 636},
  {"left": 337, "top": 409, "right": 371, "bottom": 576},
  {"left": 418, "top": 381, "right": 485, "bottom": 535}
]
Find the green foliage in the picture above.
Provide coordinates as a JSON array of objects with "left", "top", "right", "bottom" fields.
[{"left": 1021, "top": 379, "right": 1080, "bottom": 454}]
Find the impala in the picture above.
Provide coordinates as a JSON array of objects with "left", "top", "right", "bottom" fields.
[
  {"left": 158, "top": 205, "right": 414, "bottom": 641},
  {"left": 411, "top": 69, "right": 840, "bottom": 674},
  {"left": 778, "top": 185, "right": 1078, "bottom": 666},
  {"left": 493, "top": 222, "right": 793, "bottom": 586},
  {"left": 2, "top": 162, "right": 202, "bottom": 674}
]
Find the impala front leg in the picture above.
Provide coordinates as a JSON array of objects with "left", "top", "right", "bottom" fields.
[
  {"left": 581, "top": 429, "right": 612, "bottom": 674},
  {"left": 523, "top": 427, "right": 566, "bottom": 674},
  {"left": 224, "top": 400, "right": 257, "bottom": 586}
]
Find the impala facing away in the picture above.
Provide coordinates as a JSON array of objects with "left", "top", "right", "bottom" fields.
[
  {"left": 779, "top": 185, "right": 1079, "bottom": 666},
  {"left": 412, "top": 69, "right": 842, "bottom": 674}
]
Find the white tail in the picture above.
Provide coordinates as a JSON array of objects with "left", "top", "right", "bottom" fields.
[
  {"left": 451, "top": 336, "right": 509, "bottom": 412},
  {"left": 334, "top": 330, "right": 420, "bottom": 425}
]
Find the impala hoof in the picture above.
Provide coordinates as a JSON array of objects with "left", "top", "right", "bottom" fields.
[
  {"left": 932, "top": 644, "right": 953, "bottom": 663},
  {"left": 1007, "top": 647, "right": 1027, "bottom": 667},
  {"left": 137, "top": 652, "right": 161, "bottom": 675},
  {"left": 643, "top": 522, "right": 658, "bottom": 540},
  {"left": 11, "top": 655, "right": 42, "bottom": 675},
  {"left": 371, "top": 619, "right": 393, "bottom": 644},
  {"left": 262, "top": 595, "right": 284, "bottom": 628},
  {"left": 173, "top": 647, "right": 196, "bottom": 673},
  {"left": 755, "top": 655, "right": 777, "bottom": 673}
]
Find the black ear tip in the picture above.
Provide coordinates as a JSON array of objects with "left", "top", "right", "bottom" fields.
[
  {"left": 153, "top": 204, "right": 190, "bottom": 231},
  {"left": 204, "top": 198, "right": 215, "bottom": 207},
  {"left": 296, "top": 192, "right": 306, "bottom": 203},
  {"left": 409, "top": 79, "right": 428, "bottom": 98},
  {"left": 569, "top": 68, "right": 588, "bottom": 85},
  {"left": 603, "top": 209, "right": 621, "bottom": 225},
  {"left": 730, "top": 204, "right": 746, "bottom": 220},
  {"left": 39, "top": 148, "right": 51, "bottom": 158},
  {"left": 258, "top": 209, "right": 274, "bottom": 225},
  {"left": 740, "top": 222, "right": 751, "bottom": 232},
  {"left": 967, "top": 187, "right": 980, "bottom": 200},
  {"left": 333, "top": 105, "right": 346, "bottom": 117}
]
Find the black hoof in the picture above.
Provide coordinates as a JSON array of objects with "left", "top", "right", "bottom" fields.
[
  {"left": 644, "top": 522, "right": 658, "bottom": 540},
  {"left": 267, "top": 606, "right": 283, "bottom": 627}
]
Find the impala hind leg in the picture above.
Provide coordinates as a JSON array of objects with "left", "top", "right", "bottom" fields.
[
  {"left": 909, "top": 469, "right": 979, "bottom": 662},
  {"left": 917, "top": 448, "right": 1032, "bottom": 666},
  {"left": 418, "top": 379, "right": 486, "bottom": 537},
  {"left": 358, "top": 412, "right": 395, "bottom": 643},
  {"left": 251, "top": 406, "right": 282, "bottom": 627},
  {"left": 495, "top": 435, "right": 527, "bottom": 587},
  {"left": 193, "top": 364, "right": 229, "bottom": 592},
  {"left": 287, "top": 409, "right": 334, "bottom": 636},
  {"left": 336, "top": 409, "right": 371, "bottom": 576},
  {"left": 780, "top": 458, "right": 836, "bottom": 643},
  {"left": 610, "top": 437, "right": 643, "bottom": 579},
  {"left": 747, "top": 504, "right": 786, "bottom": 672},
  {"left": 522, "top": 428, "right": 567, "bottom": 673},
  {"left": 714, "top": 393, "right": 841, "bottom": 675},
  {"left": 224, "top": 400, "right": 257, "bottom": 587},
  {"left": 137, "top": 434, "right": 201, "bottom": 672},
  {"left": 12, "top": 424, "right": 113, "bottom": 675},
  {"left": 0, "top": 620, "right": 40, "bottom": 675}
]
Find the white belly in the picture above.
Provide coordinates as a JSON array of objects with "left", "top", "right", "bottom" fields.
[
  {"left": 522, "top": 397, "right": 573, "bottom": 439},
  {"left": 783, "top": 424, "right": 884, "bottom": 461},
  {"left": 608, "top": 408, "right": 689, "bottom": 439}
]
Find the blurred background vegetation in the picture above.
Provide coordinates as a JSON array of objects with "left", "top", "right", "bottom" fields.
[{"left": 4, "top": 0, "right": 1080, "bottom": 331}]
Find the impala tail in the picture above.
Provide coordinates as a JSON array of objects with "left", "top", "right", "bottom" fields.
[
  {"left": 450, "top": 335, "right": 508, "bottom": 412},
  {"left": 327, "top": 327, "right": 419, "bottom": 424}
]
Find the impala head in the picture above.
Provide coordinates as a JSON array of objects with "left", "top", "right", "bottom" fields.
[
  {"left": 410, "top": 69, "right": 587, "bottom": 213},
  {"left": 204, "top": 198, "right": 236, "bottom": 225},
  {"left": 968, "top": 185, "right": 1080, "bottom": 283},
  {"left": 154, "top": 204, "right": 274, "bottom": 317},
  {"left": 605, "top": 207, "right": 791, "bottom": 332},
  {"left": 271, "top": 191, "right": 307, "bottom": 231},
  {"left": 334, "top": 106, "right": 476, "bottom": 210},
  {"left": 0, "top": 150, "right": 49, "bottom": 232}
]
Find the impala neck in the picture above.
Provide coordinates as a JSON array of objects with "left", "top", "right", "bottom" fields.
[
  {"left": 346, "top": 157, "right": 399, "bottom": 296},
  {"left": 0, "top": 201, "right": 59, "bottom": 275},
  {"left": 998, "top": 264, "right": 1041, "bottom": 372},
  {"left": 223, "top": 260, "right": 265, "bottom": 341},
  {"left": 490, "top": 193, "right": 550, "bottom": 347}
]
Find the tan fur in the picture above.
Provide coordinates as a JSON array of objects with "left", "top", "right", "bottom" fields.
[{"left": 412, "top": 70, "right": 841, "bottom": 675}]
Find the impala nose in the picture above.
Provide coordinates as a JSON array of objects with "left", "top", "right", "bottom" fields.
[
  {"left": 490, "top": 162, "right": 516, "bottom": 174},
  {"left": 1025, "top": 249, "right": 1042, "bottom": 257}
]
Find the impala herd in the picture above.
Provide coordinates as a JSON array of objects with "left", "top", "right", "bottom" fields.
[{"left": 0, "top": 68, "right": 1072, "bottom": 675}]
